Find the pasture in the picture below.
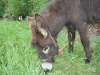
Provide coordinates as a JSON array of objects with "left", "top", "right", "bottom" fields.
[{"left": 0, "top": 20, "right": 100, "bottom": 75}]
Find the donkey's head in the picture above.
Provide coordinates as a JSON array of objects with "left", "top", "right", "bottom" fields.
[{"left": 27, "top": 14, "right": 58, "bottom": 73}]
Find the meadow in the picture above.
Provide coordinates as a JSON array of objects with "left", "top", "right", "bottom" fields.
[{"left": 0, "top": 20, "right": 100, "bottom": 75}]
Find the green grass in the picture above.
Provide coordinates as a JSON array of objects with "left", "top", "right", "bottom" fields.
[{"left": 0, "top": 20, "right": 100, "bottom": 75}]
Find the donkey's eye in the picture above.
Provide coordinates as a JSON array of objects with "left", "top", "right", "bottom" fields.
[{"left": 43, "top": 46, "right": 49, "bottom": 54}]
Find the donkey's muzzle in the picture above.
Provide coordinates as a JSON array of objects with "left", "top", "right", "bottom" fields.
[{"left": 42, "top": 63, "right": 52, "bottom": 73}]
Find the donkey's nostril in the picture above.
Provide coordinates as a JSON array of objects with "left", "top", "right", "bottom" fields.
[{"left": 44, "top": 69, "right": 50, "bottom": 74}]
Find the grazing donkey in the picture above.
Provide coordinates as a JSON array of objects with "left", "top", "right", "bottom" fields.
[{"left": 26, "top": 0, "right": 100, "bottom": 73}]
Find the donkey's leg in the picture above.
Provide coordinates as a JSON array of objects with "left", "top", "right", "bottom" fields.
[
  {"left": 71, "top": 31, "right": 76, "bottom": 52},
  {"left": 76, "top": 23, "right": 92, "bottom": 63},
  {"left": 67, "top": 25, "right": 76, "bottom": 53}
]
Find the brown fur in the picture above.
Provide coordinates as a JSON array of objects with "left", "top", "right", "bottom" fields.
[{"left": 27, "top": 0, "right": 100, "bottom": 72}]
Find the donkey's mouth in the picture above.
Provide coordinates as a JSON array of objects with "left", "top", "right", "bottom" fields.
[{"left": 41, "top": 62, "right": 52, "bottom": 73}]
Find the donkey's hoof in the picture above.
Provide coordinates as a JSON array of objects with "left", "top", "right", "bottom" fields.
[{"left": 85, "top": 59, "right": 90, "bottom": 64}]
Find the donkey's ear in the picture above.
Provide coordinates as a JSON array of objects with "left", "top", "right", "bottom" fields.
[
  {"left": 35, "top": 13, "right": 48, "bottom": 39},
  {"left": 26, "top": 16, "right": 38, "bottom": 44},
  {"left": 26, "top": 16, "right": 35, "bottom": 32}
]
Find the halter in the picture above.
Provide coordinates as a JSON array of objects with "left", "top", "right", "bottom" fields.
[
  {"left": 48, "top": 31, "right": 57, "bottom": 47},
  {"left": 40, "top": 59, "right": 50, "bottom": 63},
  {"left": 39, "top": 31, "right": 57, "bottom": 63}
]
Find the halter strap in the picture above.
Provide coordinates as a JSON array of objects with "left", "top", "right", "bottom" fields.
[{"left": 48, "top": 31, "right": 57, "bottom": 47}]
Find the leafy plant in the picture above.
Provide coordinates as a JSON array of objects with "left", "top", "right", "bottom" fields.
[
  {"left": 8, "top": 0, "right": 34, "bottom": 18},
  {"left": 0, "top": 0, "right": 7, "bottom": 16},
  {"left": 7, "top": 0, "right": 50, "bottom": 18}
]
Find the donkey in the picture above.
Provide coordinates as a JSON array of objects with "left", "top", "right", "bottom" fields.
[{"left": 26, "top": 0, "right": 100, "bottom": 73}]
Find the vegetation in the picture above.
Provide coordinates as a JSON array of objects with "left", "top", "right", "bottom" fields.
[
  {"left": 32, "top": 0, "right": 50, "bottom": 13},
  {"left": 0, "top": 0, "right": 7, "bottom": 16},
  {"left": 8, "top": 0, "right": 34, "bottom": 17},
  {"left": 0, "top": 20, "right": 100, "bottom": 75},
  {"left": 0, "top": 0, "right": 50, "bottom": 18},
  {"left": 0, "top": 0, "right": 100, "bottom": 75}
]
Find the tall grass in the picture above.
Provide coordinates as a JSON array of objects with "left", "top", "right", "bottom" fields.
[
  {"left": 0, "top": 20, "right": 44, "bottom": 75},
  {"left": 0, "top": 20, "right": 100, "bottom": 75}
]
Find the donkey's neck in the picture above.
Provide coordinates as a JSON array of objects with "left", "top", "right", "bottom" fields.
[
  {"left": 40, "top": 1, "right": 67, "bottom": 38},
  {"left": 41, "top": 14, "right": 65, "bottom": 38}
]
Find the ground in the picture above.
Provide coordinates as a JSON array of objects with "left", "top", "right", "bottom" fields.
[{"left": 0, "top": 20, "right": 100, "bottom": 75}]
